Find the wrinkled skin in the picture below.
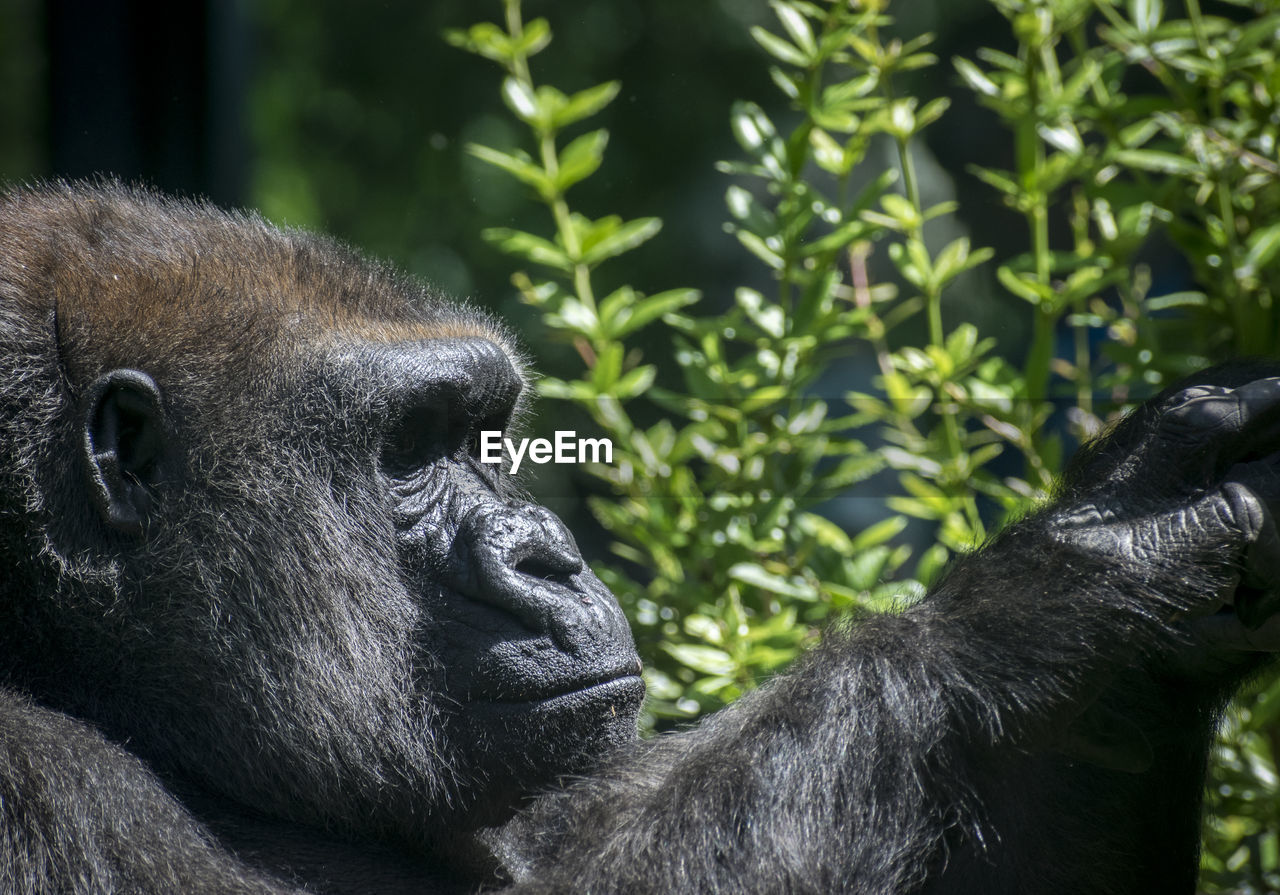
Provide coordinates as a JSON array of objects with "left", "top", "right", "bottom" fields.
[{"left": 0, "top": 185, "right": 1279, "bottom": 895}]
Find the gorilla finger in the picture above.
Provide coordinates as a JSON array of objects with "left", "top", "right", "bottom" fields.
[
  {"left": 1240, "top": 503, "right": 1280, "bottom": 628},
  {"left": 1218, "top": 475, "right": 1280, "bottom": 627},
  {"left": 1160, "top": 378, "right": 1280, "bottom": 479}
]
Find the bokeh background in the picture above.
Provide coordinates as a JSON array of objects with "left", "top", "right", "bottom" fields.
[{"left": 0, "top": 0, "right": 1030, "bottom": 372}]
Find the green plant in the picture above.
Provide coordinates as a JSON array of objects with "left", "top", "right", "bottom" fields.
[{"left": 449, "top": 0, "right": 1280, "bottom": 887}]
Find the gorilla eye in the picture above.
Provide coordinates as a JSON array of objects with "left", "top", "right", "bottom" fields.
[{"left": 380, "top": 406, "right": 465, "bottom": 479}]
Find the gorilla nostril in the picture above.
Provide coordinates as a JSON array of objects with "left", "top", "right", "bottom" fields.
[{"left": 514, "top": 551, "right": 581, "bottom": 586}]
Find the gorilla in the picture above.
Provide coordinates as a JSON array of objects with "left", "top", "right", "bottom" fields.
[{"left": 1, "top": 183, "right": 1279, "bottom": 894}]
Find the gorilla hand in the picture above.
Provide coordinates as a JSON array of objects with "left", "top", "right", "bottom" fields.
[{"left": 1051, "top": 377, "right": 1280, "bottom": 657}]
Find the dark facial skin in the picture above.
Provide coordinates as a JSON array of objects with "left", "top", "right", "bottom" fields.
[
  {"left": 354, "top": 338, "right": 646, "bottom": 817},
  {"left": 336, "top": 337, "right": 643, "bottom": 703}
]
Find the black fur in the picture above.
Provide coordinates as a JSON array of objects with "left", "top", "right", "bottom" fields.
[{"left": 1, "top": 183, "right": 1278, "bottom": 894}]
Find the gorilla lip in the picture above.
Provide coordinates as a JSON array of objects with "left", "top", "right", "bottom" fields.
[
  {"left": 466, "top": 659, "right": 645, "bottom": 705},
  {"left": 477, "top": 672, "right": 645, "bottom": 708}
]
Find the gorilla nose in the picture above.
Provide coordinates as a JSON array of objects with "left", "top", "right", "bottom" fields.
[
  {"left": 450, "top": 503, "right": 617, "bottom": 648},
  {"left": 506, "top": 507, "right": 585, "bottom": 585}
]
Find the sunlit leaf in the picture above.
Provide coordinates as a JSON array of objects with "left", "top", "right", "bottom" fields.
[
  {"left": 580, "top": 217, "right": 662, "bottom": 266},
  {"left": 480, "top": 227, "right": 571, "bottom": 271},
  {"left": 553, "top": 81, "right": 621, "bottom": 129},
  {"left": 555, "top": 129, "right": 608, "bottom": 191}
]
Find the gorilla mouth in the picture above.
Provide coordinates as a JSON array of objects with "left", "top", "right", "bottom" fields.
[
  {"left": 483, "top": 669, "right": 646, "bottom": 706},
  {"left": 428, "top": 587, "right": 644, "bottom": 707}
]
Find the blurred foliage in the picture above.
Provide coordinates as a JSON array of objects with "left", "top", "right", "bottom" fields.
[
  {"left": 450, "top": 0, "right": 1280, "bottom": 890},
  {"left": 0, "top": 0, "right": 46, "bottom": 181}
]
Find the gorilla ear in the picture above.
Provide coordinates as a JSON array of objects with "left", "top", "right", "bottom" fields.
[{"left": 82, "top": 370, "right": 168, "bottom": 535}]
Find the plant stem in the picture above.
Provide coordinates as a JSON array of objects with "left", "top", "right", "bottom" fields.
[
  {"left": 890, "top": 105, "right": 982, "bottom": 539},
  {"left": 503, "top": 0, "right": 596, "bottom": 317}
]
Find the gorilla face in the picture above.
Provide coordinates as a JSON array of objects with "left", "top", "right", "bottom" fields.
[
  {"left": 135, "top": 335, "right": 643, "bottom": 840},
  {"left": 334, "top": 335, "right": 645, "bottom": 825},
  {"left": 0, "top": 185, "right": 643, "bottom": 848}
]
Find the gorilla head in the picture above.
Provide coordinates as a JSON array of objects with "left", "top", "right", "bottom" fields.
[{"left": 0, "top": 183, "right": 644, "bottom": 845}]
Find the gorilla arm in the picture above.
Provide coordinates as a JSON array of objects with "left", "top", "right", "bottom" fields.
[
  {"left": 496, "top": 375, "right": 1280, "bottom": 895},
  {"left": 0, "top": 689, "right": 301, "bottom": 895}
]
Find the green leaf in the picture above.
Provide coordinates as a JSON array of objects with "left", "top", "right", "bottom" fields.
[
  {"left": 809, "top": 128, "right": 847, "bottom": 174},
  {"left": 750, "top": 26, "right": 810, "bottom": 66},
  {"left": 1145, "top": 291, "right": 1207, "bottom": 311},
  {"left": 996, "top": 265, "right": 1054, "bottom": 306},
  {"left": 613, "top": 364, "right": 657, "bottom": 398},
  {"left": 945, "top": 322, "right": 979, "bottom": 361},
  {"left": 662, "top": 643, "right": 736, "bottom": 676},
  {"left": 613, "top": 288, "right": 700, "bottom": 338},
  {"left": 480, "top": 227, "right": 571, "bottom": 271},
  {"left": 880, "top": 371, "right": 931, "bottom": 418},
  {"left": 771, "top": 1, "right": 816, "bottom": 57},
  {"left": 932, "top": 237, "right": 971, "bottom": 286},
  {"left": 728, "top": 563, "right": 819, "bottom": 600},
  {"left": 730, "top": 101, "right": 780, "bottom": 156},
  {"left": 801, "top": 219, "right": 872, "bottom": 256},
  {"left": 845, "top": 546, "right": 892, "bottom": 591},
  {"left": 725, "top": 184, "right": 777, "bottom": 234},
  {"left": 736, "top": 230, "right": 785, "bottom": 269},
  {"left": 821, "top": 74, "right": 877, "bottom": 108},
  {"left": 556, "top": 129, "right": 608, "bottom": 191},
  {"left": 535, "top": 377, "right": 578, "bottom": 400},
  {"left": 769, "top": 66, "right": 801, "bottom": 100},
  {"left": 442, "top": 23, "right": 512, "bottom": 63},
  {"left": 553, "top": 81, "right": 622, "bottom": 129},
  {"left": 915, "top": 97, "right": 950, "bottom": 129},
  {"left": 501, "top": 77, "right": 540, "bottom": 124},
  {"left": 1114, "top": 148, "right": 1199, "bottom": 177},
  {"left": 598, "top": 285, "right": 637, "bottom": 330},
  {"left": 887, "top": 496, "right": 945, "bottom": 521},
  {"left": 826, "top": 453, "right": 884, "bottom": 489},
  {"left": 735, "top": 287, "right": 786, "bottom": 338},
  {"left": 1129, "top": 0, "right": 1163, "bottom": 34},
  {"left": 976, "top": 47, "right": 1020, "bottom": 71},
  {"left": 796, "top": 512, "right": 853, "bottom": 551},
  {"left": 550, "top": 296, "right": 600, "bottom": 335},
  {"left": 466, "top": 143, "right": 552, "bottom": 196},
  {"left": 968, "top": 165, "right": 1019, "bottom": 198},
  {"left": 850, "top": 515, "right": 909, "bottom": 551},
  {"left": 580, "top": 217, "right": 662, "bottom": 266},
  {"left": 513, "top": 18, "right": 552, "bottom": 58},
  {"left": 1118, "top": 117, "right": 1162, "bottom": 149},
  {"left": 880, "top": 193, "right": 922, "bottom": 230},
  {"left": 684, "top": 614, "right": 724, "bottom": 646},
  {"left": 954, "top": 57, "right": 998, "bottom": 97},
  {"left": 915, "top": 543, "right": 950, "bottom": 585},
  {"left": 1038, "top": 122, "right": 1083, "bottom": 155},
  {"left": 1243, "top": 223, "right": 1280, "bottom": 275},
  {"left": 886, "top": 100, "right": 917, "bottom": 139}
]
